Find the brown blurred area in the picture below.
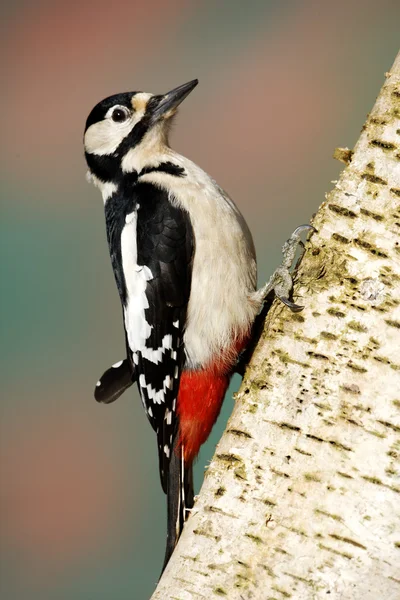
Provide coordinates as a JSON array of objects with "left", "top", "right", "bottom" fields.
[{"left": 1, "top": 1, "right": 399, "bottom": 598}]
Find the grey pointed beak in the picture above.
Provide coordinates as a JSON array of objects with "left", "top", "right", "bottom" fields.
[{"left": 151, "top": 79, "right": 198, "bottom": 121}]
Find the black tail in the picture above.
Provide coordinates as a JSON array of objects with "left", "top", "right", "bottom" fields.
[{"left": 161, "top": 444, "right": 194, "bottom": 573}]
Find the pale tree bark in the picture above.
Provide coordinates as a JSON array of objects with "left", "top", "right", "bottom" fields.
[{"left": 151, "top": 51, "right": 400, "bottom": 600}]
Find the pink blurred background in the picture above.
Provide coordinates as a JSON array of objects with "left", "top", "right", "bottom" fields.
[{"left": 1, "top": 1, "right": 399, "bottom": 597}]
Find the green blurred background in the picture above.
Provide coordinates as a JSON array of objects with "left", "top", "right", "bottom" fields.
[{"left": 1, "top": 1, "right": 399, "bottom": 598}]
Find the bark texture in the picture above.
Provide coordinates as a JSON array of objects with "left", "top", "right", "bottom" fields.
[{"left": 151, "top": 52, "right": 400, "bottom": 600}]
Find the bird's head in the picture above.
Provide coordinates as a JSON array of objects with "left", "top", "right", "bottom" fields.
[{"left": 84, "top": 79, "right": 198, "bottom": 185}]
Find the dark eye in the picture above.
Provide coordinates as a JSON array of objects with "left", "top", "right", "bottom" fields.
[{"left": 111, "top": 107, "right": 130, "bottom": 122}]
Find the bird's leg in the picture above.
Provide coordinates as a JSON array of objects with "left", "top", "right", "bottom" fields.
[
  {"left": 236, "top": 225, "right": 314, "bottom": 377},
  {"left": 252, "top": 224, "right": 315, "bottom": 313},
  {"left": 235, "top": 225, "right": 315, "bottom": 377}
]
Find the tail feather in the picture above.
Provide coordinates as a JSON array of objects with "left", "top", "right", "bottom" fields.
[
  {"left": 161, "top": 444, "right": 194, "bottom": 573},
  {"left": 184, "top": 458, "right": 194, "bottom": 510},
  {"left": 94, "top": 359, "right": 134, "bottom": 404}
]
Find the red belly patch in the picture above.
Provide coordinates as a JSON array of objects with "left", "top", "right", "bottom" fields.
[
  {"left": 176, "top": 334, "right": 250, "bottom": 464},
  {"left": 177, "top": 369, "right": 230, "bottom": 464}
]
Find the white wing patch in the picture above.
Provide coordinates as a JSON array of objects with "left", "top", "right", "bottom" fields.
[{"left": 120, "top": 210, "right": 153, "bottom": 353}]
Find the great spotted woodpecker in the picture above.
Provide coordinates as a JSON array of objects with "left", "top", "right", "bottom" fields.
[{"left": 83, "top": 80, "right": 312, "bottom": 570}]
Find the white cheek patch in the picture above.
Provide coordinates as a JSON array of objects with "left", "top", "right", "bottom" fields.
[{"left": 84, "top": 118, "right": 135, "bottom": 156}]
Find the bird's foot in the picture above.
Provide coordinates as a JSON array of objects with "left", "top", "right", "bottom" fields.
[{"left": 253, "top": 224, "right": 315, "bottom": 312}]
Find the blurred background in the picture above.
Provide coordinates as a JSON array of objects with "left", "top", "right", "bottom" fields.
[{"left": 1, "top": 1, "right": 399, "bottom": 598}]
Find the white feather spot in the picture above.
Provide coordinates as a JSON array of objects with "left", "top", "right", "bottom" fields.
[
  {"left": 133, "top": 353, "right": 139, "bottom": 365},
  {"left": 173, "top": 320, "right": 179, "bottom": 328},
  {"left": 138, "top": 373, "right": 165, "bottom": 404},
  {"left": 164, "top": 445, "right": 170, "bottom": 458},
  {"left": 141, "top": 334, "right": 173, "bottom": 364},
  {"left": 172, "top": 350, "right": 177, "bottom": 360},
  {"left": 112, "top": 360, "right": 123, "bottom": 368},
  {"left": 174, "top": 366, "right": 179, "bottom": 379},
  {"left": 165, "top": 409, "right": 172, "bottom": 425},
  {"left": 96, "top": 380, "right": 101, "bottom": 387},
  {"left": 148, "top": 406, "right": 153, "bottom": 417}
]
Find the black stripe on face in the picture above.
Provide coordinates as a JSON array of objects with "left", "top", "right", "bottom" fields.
[
  {"left": 114, "top": 117, "right": 150, "bottom": 158},
  {"left": 113, "top": 96, "right": 163, "bottom": 158}
]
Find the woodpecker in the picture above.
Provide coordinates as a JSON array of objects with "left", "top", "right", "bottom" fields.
[{"left": 83, "top": 79, "right": 312, "bottom": 570}]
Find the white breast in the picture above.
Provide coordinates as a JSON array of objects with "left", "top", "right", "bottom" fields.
[{"left": 140, "top": 153, "right": 259, "bottom": 368}]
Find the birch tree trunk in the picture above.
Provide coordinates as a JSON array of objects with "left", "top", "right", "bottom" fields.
[{"left": 151, "top": 51, "right": 400, "bottom": 600}]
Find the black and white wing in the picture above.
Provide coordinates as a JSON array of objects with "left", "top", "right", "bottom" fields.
[{"left": 128, "top": 182, "right": 193, "bottom": 491}]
